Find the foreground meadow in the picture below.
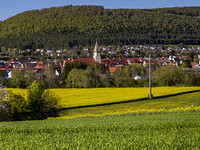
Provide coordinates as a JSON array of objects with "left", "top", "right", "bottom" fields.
[
  {"left": 0, "top": 112, "right": 200, "bottom": 149},
  {"left": 9, "top": 87, "right": 200, "bottom": 108}
]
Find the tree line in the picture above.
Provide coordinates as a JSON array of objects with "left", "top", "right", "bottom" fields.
[
  {"left": 1, "top": 62, "right": 200, "bottom": 89},
  {"left": 1, "top": 6, "right": 200, "bottom": 49}
]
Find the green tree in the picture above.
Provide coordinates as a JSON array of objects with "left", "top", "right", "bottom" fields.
[
  {"left": 153, "top": 66, "right": 186, "bottom": 86},
  {"left": 66, "top": 69, "right": 92, "bottom": 88},
  {"left": 2, "top": 6, "right": 200, "bottom": 49},
  {"left": 11, "top": 70, "right": 26, "bottom": 88},
  {"left": 0, "top": 86, "right": 11, "bottom": 121},
  {"left": 8, "top": 93, "right": 28, "bottom": 121},
  {"left": 113, "top": 66, "right": 135, "bottom": 87},
  {"left": 0, "top": 86, "right": 28, "bottom": 121},
  {"left": 27, "top": 81, "right": 60, "bottom": 120},
  {"left": 124, "top": 64, "right": 147, "bottom": 77},
  {"left": 24, "top": 70, "right": 37, "bottom": 87},
  {"left": 43, "top": 63, "right": 59, "bottom": 88},
  {"left": 61, "top": 62, "right": 74, "bottom": 86},
  {"left": 86, "top": 63, "right": 110, "bottom": 87},
  {"left": 181, "top": 60, "right": 192, "bottom": 68}
]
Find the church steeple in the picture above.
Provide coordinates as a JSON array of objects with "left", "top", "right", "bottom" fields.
[
  {"left": 94, "top": 41, "right": 98, "bottom": 53},
  {"left": 93, "top": 41, "right": 101, "bottom": 63}
]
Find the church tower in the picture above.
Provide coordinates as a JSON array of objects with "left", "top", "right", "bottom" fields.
[{"left": 93, "top": 41, "right": 101, "bottom": 63}]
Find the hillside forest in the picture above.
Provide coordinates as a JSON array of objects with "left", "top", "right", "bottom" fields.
[{"left": 1, "top": 6, "right": 200, "bottom": 49}]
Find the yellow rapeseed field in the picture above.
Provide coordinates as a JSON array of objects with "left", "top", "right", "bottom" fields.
[
  {"left": 57, "top": 89, "right": 200, "bottom": 119},
  {"left": 57, "top": 105, "right": 200, "bottom": 119},
  {"left": 8, "top": 87, "right": 200, "bottom": 119},
  {"left": 52, "top": 87, "right": 200, "bottom": 107},
  {"left": 9, "top": 87, "right": 200, "bottom": 108}
]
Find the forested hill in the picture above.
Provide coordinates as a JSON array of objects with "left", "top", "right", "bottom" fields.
[{"left": 1, "top": 5, "right": 200, "bottom": 49}]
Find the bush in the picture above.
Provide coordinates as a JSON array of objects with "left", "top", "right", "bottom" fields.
[
  {"left": 0, "top": 86, "right": 11, "bottom": 121},
  {"left": 27, "top": 81, "right": 60, "bottom": 120},
  {"left": 8, "top": 93, "right": 28, "bottom": 121},
  {"left": 0, "top": 81, "right": 60, "bottom": 122}
]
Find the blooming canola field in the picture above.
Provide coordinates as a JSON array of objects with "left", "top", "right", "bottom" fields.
[{"left": 9, "top": 87, "right": 200, "bottom": 108}]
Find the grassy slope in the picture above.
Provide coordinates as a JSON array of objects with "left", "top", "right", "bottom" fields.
[{"left": 0, "top": 112, "right": 200, "bottom": 149}]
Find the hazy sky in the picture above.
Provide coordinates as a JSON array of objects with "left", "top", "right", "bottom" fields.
[{"left": 1, "top": 0, "right": 200, "bottom": 21}]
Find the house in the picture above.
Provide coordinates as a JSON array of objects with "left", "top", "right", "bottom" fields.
[
  {"left": 8, "top": 71, "right": 12, "bottom": 79},
  {"left": 162, "top": 62, "right": 168, "bottom": 66},
  {"left": 56, "top": 50, "right": 61, "bottom": 53},
  {"left": 46, "top": 49, "right": 53, "bottom": 54},
  {"left": 134, "top": 75, "right": 149, "bottom": 80},
  {"left": 168, "top": 62, "right": 174, "bottom": 66},
  {"left": 55, "top": 70, "right": 60, "bottom": 76},
  {"left": 35, "top": 62, "right": 45, "bottom": 73},
  {"left": 191, "top": 62, "right": 200, "bottom": 69},
  {"left": 127, "top": 58, "right": 140, "bottom": 65},
  {"left": 109, "top": 67, "right": 118, "bottom": 75},
  {"left": 24, "top": 63, "right": 36, "bottom": 70}
]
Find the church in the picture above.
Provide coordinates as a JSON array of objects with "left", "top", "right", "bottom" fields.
[
  {"left": 64, "top": 41, "right": 101, "bottom": 65},
  {"left": 93, "top": 41, "right": 101, "bottom": 63}
]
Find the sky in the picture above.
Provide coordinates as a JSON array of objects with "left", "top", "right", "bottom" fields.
[{"left": 1, "top": 0, "right": 200, "bottom": 21}]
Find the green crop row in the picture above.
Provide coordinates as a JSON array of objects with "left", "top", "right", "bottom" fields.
[{"left": 0, "top": 112, "right": 200, "bottom": 149}]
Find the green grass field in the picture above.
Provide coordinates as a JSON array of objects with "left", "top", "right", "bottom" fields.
[{"left": 0, "top": 112, "right": 200, "bottom": 149}]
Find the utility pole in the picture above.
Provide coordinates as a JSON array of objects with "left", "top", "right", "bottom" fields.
[
  {"left": 72, "top": 52, "right": 75, "bottom": 88},
  {"left": 149, "top": 50, "right": 152, "bottom": 99},
  {"left": 72, "top": 70, "right": 75, "bottom": 88}
]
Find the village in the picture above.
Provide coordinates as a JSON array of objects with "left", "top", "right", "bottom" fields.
[{"left": 1, "top": 43, "right": 200, "bottom": 80}]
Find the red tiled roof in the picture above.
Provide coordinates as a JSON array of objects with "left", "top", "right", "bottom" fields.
[
  {"left": 6, "top": 66, "right": 15, "bottom": 71},
  {"left": 109, "top": 67, "right": 118, "bottom": 73},
  {"left": 129, "top": 58, "right": 140, "bottom": 61},
  {"left": 72, "top": 58, "right": 95, "bottom": 65},
  {"left": 63, "top": 60, "right": 71, "bottom": 65},
  {"left": 35, "top": 66, "right": 45, "bottom": 69},
  {"left": 168, "top": 62, "right": 174, "bottom": 66},
  {"left": 140, "top": 59, "right": 149, "bottom": 63},
  {"left": 191, "top": 62, "right": 198, "bottom": 68}
]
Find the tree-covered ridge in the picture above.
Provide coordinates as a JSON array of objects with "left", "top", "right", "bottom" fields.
[{"left": 1, "top": 5, "right": 200, "bottom": 49}]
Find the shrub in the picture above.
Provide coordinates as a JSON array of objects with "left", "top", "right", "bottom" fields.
[
  {"left": 0, "top": 86, "right": 11, "bottom": 121},
  {"left": 0, "top": 81, "right": 60, "bottom": 122},
  {"left": 27, "top": 81, "right": 60, "bottom": 120},
  {"left": 8, "top": 93, "right": 28, "bottom": 121}
]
